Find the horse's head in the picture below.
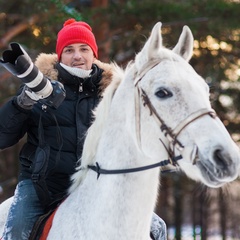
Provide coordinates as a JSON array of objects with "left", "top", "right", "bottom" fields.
[{"left": 131, "top": 22, "right": 240, "bottom": 188}]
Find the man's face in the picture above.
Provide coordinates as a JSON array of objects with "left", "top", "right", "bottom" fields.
[{"left": 61, "top": 43, "right": 95, "bottom": 70}]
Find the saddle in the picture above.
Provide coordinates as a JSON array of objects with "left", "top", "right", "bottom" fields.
[
  {"left": 29, "top": 196, "right": 65, "bottom": 240},
  {"left": 29, "top": 208, "right": 157, "bottom": 240},
  {"left": 29, "top": 207, "right": 58, "bottom": 240}
]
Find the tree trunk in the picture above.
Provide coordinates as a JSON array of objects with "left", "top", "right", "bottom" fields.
[
  {"left": 91, "top": 0, "right": 111, "bottom": 62},
  {"left": 219, "top": 189, "right": 227, "bottom": 240},
  {"left": 173, "top": 175, "right": 182, "bottom": 240}
]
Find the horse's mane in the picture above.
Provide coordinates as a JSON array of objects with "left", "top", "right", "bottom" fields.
[{"left": 69, "top": 63, "right": 124, "bottom": 193}]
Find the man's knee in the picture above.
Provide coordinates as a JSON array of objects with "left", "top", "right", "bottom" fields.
[{"left": 150, "top": 212, "right": 167, "bottom": 240}]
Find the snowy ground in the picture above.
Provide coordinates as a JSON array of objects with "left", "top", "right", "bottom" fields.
[{"left": 168, "top": 225, "right": 238, "bottom": 240}]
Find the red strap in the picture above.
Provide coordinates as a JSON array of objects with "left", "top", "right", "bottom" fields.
[{"left": 39, "top": 207, "right": 58, "bottom": 240}]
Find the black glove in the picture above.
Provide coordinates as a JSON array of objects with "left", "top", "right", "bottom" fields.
[{"left": 16, "top": 85, "right": 38, "bottom": 110}]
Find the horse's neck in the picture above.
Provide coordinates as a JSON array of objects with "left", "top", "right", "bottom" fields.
[
  {"left": 74, "top": 96, "right": 160, "bottom": 224},
  {"left": 94, "top": 88, "right": 144, "bottom": 168}
]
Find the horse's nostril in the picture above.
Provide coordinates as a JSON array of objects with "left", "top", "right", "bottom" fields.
[{"left": 214, "top": 149, "right": 229, "bottom": 169}]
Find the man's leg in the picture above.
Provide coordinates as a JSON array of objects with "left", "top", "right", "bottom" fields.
[
  {"left": 150, "top": 212, "right": 167, "bottom": 240},
  {"left": 2, "top": 179, "right": 45, "bottom": 240}
]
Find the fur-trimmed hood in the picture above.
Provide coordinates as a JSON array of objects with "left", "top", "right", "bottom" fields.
[{"left": 34, "top": 53, "right": 115, "bottom": 92}]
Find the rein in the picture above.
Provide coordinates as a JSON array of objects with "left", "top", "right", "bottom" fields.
[{"left": 88, "top": 155, "right": 182, "bottom": 179}]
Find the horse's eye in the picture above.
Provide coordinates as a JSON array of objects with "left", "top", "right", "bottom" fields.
[{"left": 155, "top": 88, "right": 172, "bottom": 99}]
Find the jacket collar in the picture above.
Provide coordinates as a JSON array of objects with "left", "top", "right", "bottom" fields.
[{"left": 55, "top": 63, "right": 103, "bottom": 93}]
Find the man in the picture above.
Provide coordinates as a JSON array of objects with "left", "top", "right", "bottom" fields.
[{"left": 0, "top": 18, "right": 166, "bottom": 239}]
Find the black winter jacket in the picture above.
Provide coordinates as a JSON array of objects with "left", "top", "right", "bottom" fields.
[{"left": 0, "top": 54, "right": 113, "bottom": 198}]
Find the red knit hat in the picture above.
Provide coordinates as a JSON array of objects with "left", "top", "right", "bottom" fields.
[{"left": 56, "top": 19, "right": 98, "bottom": 60}]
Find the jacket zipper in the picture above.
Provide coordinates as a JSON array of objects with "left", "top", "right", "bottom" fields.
[{"left": 79, "top": 82, "right": 83, "bottom": 92}]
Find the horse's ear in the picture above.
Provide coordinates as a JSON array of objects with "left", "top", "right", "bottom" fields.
[
  {"left": 134, "top": 22, "right": 163, "bottom": 72},
  {"left": 146, "top": 22, "right": 163, "bottom": 60},
  {"left": 172, "top": 26, "right": 194, "bottom": 62}
]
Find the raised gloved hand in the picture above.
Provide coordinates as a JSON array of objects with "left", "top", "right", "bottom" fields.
[
  {"left": 16, "top": 80, "right": 65, "bottom": 110},
  {"left": 1, "top": 43, "right": 66, "bottom": 109},
  {"left": 16, "top": 85, "right": 38, "bottom": 110}
]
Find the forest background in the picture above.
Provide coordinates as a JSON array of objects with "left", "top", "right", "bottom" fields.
[{"left": 0, "top": 0, "right": 240, "bottom": 239}]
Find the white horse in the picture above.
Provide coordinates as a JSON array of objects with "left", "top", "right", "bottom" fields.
[{"left": 1, "top": 22, "right": 240, "bottom": 240}]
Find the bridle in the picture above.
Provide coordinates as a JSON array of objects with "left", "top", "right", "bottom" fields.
[{"left": 88, "top": 60, "right": 217, "bottom": 178}]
